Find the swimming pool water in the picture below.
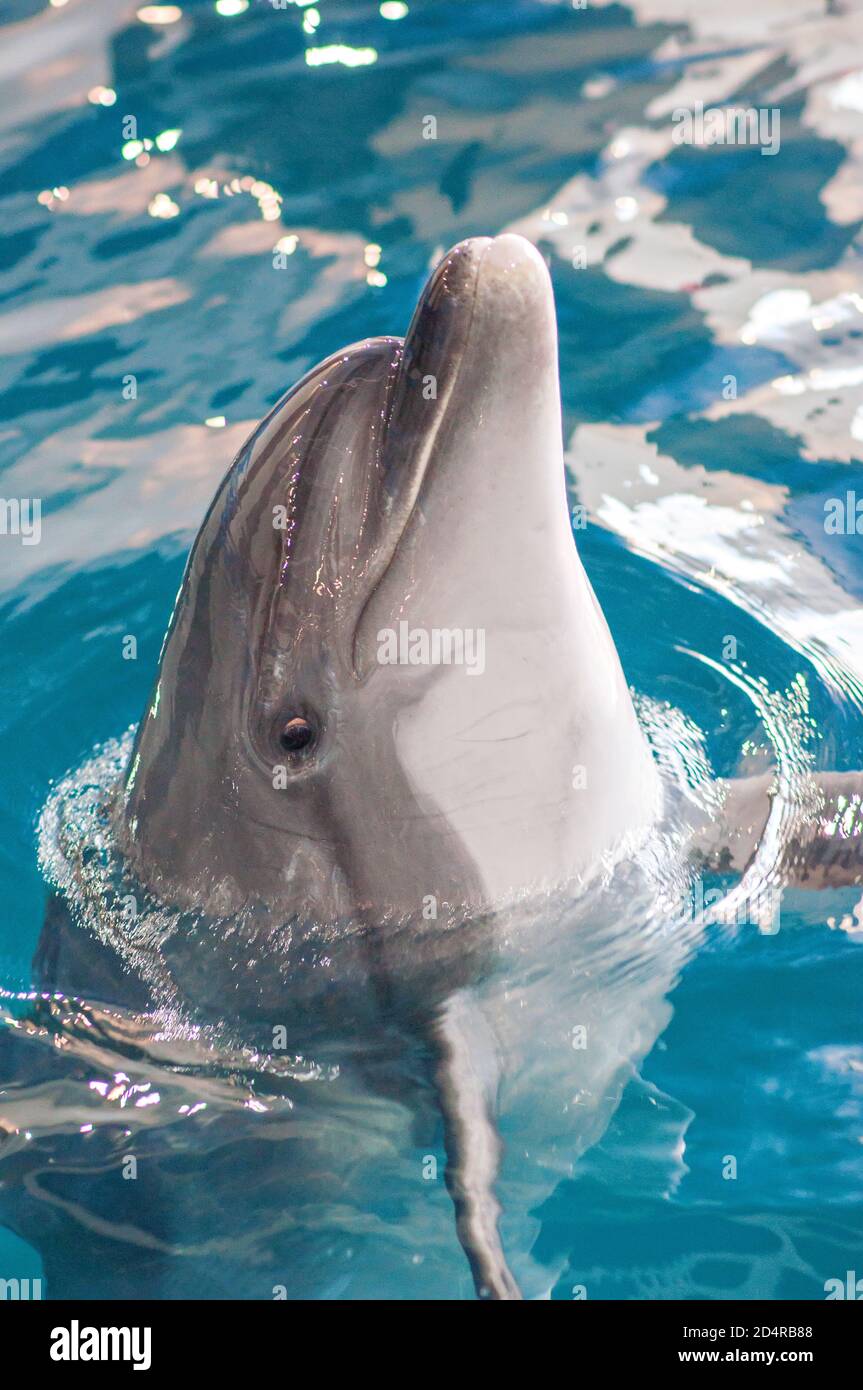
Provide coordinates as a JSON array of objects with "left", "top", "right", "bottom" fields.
[{"left": 1, "top": 0, "right": 862, "bottom": 1299}]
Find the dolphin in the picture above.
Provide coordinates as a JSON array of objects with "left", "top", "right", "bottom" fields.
[
  {"left": 92, "top": 233, "right": 654, "bottom": 1298},
  {"left": 19, "top": 235, "right": 861, "bottom": 1301}
]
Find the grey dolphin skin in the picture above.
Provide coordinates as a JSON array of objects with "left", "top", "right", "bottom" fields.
[{"left": 104, "top": 233, "right": 660, "bottom": 1299}]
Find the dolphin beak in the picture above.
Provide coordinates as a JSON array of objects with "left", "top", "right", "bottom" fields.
[
  {"left": 399, "top": 233, "right": 554, "bottom": 401},
  {"left": 464, "top": 232, "right": 559, "bottom": 383},
  {"left": 379, "top": 233, "right": 558, "bottom": 514},
  {"left": 353, "top": 232, "right": 567, "bottom": 678}
]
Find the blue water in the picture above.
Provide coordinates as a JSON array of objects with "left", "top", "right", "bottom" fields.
[{"left": 2, "top": 0, "right": 863, "bottom": 1299}]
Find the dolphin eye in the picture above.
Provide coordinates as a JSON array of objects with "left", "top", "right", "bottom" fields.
[{"left": 279, "top": 717, "right": 316, "bottom": 754}]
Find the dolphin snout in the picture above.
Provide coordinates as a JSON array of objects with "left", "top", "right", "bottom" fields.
[
  {"left": 429, "top": 233, "right": 552, "bottom": 318},
  {"left": 470, "top": 233, "right": 556, "bottom": 354},
  {"left": 402, "top": 233, "right": 555, "bottom": 394}
]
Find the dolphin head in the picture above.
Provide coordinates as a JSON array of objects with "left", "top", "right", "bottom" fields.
[{"left": 118, "top": 235, "right": 660, "bottom": 928}]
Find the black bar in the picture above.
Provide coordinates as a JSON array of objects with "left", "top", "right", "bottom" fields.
[{"left": 3, "top": 1297, "right": 859, "bottom": 1373}]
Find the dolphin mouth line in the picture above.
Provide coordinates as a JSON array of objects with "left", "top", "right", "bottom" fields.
[{"left": 349, "top": 241, "right": 488, "bottom": 679}]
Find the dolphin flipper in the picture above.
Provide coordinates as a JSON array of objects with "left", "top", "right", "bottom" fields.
[
  {"left": 431, "top": 991, "right": 522, "bottom": 1300},
  {"left": 693, "top": 771, "right": 863, "bottom": 888}
]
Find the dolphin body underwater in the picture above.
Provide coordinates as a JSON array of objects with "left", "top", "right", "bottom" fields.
[{"left": 4, "top": 235, "right": 862, "bottom": 1300}]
